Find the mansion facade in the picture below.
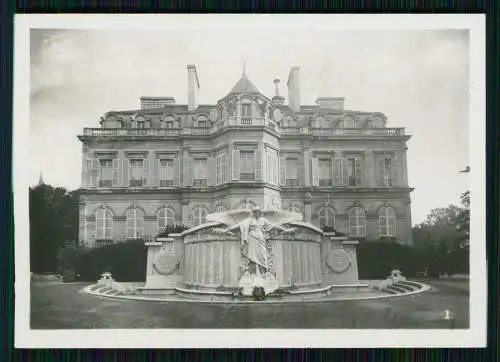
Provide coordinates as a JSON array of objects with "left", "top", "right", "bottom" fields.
[{"left": 77, "top": 65, "right": 414, "bottom": 247}]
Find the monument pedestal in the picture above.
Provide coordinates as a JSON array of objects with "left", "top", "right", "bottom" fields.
[
  {"left": 321, "top": 233, "right": 361, "bottom": 286},
  {"left": 137, "top": 238, "right": 184, "bottom": 295}
]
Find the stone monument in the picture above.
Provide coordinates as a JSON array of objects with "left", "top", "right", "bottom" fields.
[{"left": 138, "top": 205, "right": 365, "bottom": 300}]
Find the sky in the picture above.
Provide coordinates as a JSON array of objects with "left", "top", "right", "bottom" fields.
[{"left": 29, "top": 26, "right": 470, "bottom": 225}]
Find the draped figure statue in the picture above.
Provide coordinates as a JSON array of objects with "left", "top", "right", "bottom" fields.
[{"left": 211, "top": 206, "right": 298, "bottom": 296}]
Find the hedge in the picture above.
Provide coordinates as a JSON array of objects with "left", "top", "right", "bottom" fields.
[{"left": 58, "top": 234, "right": 469, "bottom": 283}]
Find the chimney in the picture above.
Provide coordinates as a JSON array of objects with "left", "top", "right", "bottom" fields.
[
  {"left": 316, "top": 97, "right": 345, "bottom": 111},
  {"left": 187, "top": 64, "right": 200, "bottom": 111},
  {"left": 271, "top": 78, "right": 284, "bottom": 105},
  {"left": 140, "top": 97, "right": 176, "bottom": 110},
  {"left": 287, "top": 66, "right": 301, "bottom": 113}
]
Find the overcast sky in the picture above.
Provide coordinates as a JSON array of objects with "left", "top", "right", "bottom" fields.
[{"left": 29, "top": 27, "right": 469, "bottom": 225}]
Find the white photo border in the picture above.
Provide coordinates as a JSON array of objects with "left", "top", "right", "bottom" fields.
[{"left": 14, "top": 14, "right": 486, "bottom": 348}]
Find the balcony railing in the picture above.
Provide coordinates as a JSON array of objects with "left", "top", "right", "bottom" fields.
[
  {"left": 82, "top": 124, "right": 405, "bottom": 138},
  {"left": 279, "top": 127, "right": 405, "bottom": 136}
]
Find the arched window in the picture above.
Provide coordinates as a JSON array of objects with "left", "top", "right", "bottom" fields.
[
  {"left": 157, "top": 207, "right": 176, "bottom": 234},
  {"left": 196, "top": 116, "right": 209, "bottom": 128},
  {"left": 95, "top": 207, "right": 113, "bottom": 240},
  {"left": 378, "top": 206, "right": 397, "bottom": 237},
  {"left": 318, "top": 207, "right": 336, "bottom": 228},
  {"left": 341, "top": 116, "right": 356, "bottom": 128},
  {"left": 126, "top": 207, "right": 145, "bottom": 239},
  {"left": 193, "top": 206, "right": 208, "bottom": 226},
  {"left": 370, "top": 117, "right": 383, "bottom": 128},
  {"left": 348, "top": 206, "right": 366, "bottom": 237},
  {"left": 162, "top": 116, "right": 175, "bottom": 129}
]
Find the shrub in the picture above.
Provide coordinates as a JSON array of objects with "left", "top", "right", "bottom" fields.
[
  {"left": 357, "top": 240, "right": 420, "bottom": 279},
  {"left": 57, "top": 241, "right": 89, "bottom": 282}
]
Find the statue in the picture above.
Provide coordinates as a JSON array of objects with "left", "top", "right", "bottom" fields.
[{"left": 210, "top": 206, "right": 299, "bottom": 296}]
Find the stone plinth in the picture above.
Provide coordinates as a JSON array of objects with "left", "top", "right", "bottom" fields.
[
  {"left": 181, "top": 221, "right": 323, "bottom": 292},
  {"left": 139, "top": 236, "right": 185, "bottom": 294},
  {"left": 321, "top": 233, "right": 360, "bottom": 286}
]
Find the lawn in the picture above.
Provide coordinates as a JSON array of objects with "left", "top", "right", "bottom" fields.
[{"left": 30, "top": 279, "right": 469, "bottom": 329}]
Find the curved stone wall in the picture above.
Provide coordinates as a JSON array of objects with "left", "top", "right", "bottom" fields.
[{"left": 182, "top": 222, "right": 323, "bottom": 290}]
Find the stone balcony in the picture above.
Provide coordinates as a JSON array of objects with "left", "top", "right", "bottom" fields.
[{"left": 80, "top": 121, "right": 405, "bottom": 139}]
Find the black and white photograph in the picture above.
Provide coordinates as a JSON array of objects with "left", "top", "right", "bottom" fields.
[{"left": 14, "top": 14, "right": 486, "bottom": 348}]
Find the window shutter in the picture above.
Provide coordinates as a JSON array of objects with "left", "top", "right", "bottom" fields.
[
  {"left": 232, "top": 149, "right": 240, "bottom": 181},
  {"left": 121, "top": 158, "right": 129, "bottom": 187},
  {"left": 143, "top": 158, "right": 150, "bottom": 186},
  {"left": 377, "top": 158, "right": 385, "bottom": 187},
  {"left": 279, "top": 154, "right": 286, "bottom": 185},
  {"left": 208, "top": 155, "right": 216, "bottom": 186},
  {"left": 173, "top": 156, "right": 180, "bottom": 186},
  {"left": 91, "top": 159, "right": 100, "bottom": 187},
  {"left": 311, "top": 157, "right": 319, "bottom": 186},
  {"left": 186, "top": 156, "right": 193, "bottom": 186},
  {"left": 82, "top": 157, "right": 92, "bottom": 187},
  {"left": 112, "top": 159, "right": 120, "bottom": 187},
  {"left": 151, "top": 157, "right": 159, "bottom": 187},
  {"left": 333, "top": 158, "right": 342, "bottom": 186},
  {"left": 391, "top": 155, "right": 401, "bottom": 187},
  {"left": 255, "top": 148, "right": 262, "bottom": 181},
  {"left": 355, "top": 158, "right": 364, "bottom": 186},
  {"left": 298, "top": 156, "right": 305, "bottom": 186}
]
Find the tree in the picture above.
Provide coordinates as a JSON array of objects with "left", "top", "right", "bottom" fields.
[{"left": 29, "top": 184, "right": 79, "bottom": 273}]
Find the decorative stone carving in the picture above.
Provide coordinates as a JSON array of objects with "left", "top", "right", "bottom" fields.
[
  {"left": 153, "top": 249, "right": 180, "bottom": 275},
  {"left": 326, "top": 248, "right": 352, "bottom": 274}
]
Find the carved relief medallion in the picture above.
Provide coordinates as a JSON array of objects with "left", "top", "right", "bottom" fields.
[
  {"left": 326, "top": 248, "right": 352, "bottom": 274},
  {"left": 153, "top": 249, "right": 179, "bottom": 275}
]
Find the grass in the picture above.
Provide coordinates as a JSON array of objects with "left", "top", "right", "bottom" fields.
[{"left": 30, "top": 279, "right": 469, "bottom": 329}]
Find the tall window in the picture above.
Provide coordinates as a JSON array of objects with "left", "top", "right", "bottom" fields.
[
  {"left": 197, "top": 120, "right": 208, "bottom": 128},
  {"left": 193, "top": 207, "right": 207, "bottom": 226},
  {"left": 318, "top": 159, "right": 332, "bottom": 186},
  {"left": 130, "top": 159, "right": 144, "bottom": 187},
  {"left": 377, "top": 157, "right": 393, "bottom": 187},
  {"left": 126, "top": 207, "right": 145, "bottom": 239},
  {"left": 286, "top": 158, "right": 298, "bottom": 186},
  {"left": 267, "top": 150, "right": 278, "bottom": 185},
  {"left": 193, "top": 158, "right": 208, "bottom": 187},
  {"left": 241, "top": 103, "right": 252, "bottom": 119},
  {"left": 157, "top": 207, "right": 175, "bottom": 234},
  {"left": 95, "top": 208, "right": 113, "bottom": 240},
  {"left": 318, "top": 207, "right": 335, "bottom": 228},
  {"left": 99, "top": 159, "right": 113, "bottom": 187},
  {"left": 346, "top": 157, "right": 363, "bottom": 186},
  {"left": 159, "top": 159, "right": 174, "bottom": 187},
  {"left": 379, "top": 206, "right": 397, "bottom": 237},
  {"left": 136, "top": 121, "right": 145, "bottom": 129},
  {"left": 216, "top": 152, "right": 227, "bottom": 185},
  {"left": 240, "top": 151, "right": 255, "bottom": 180},
  {"left": 348, "top": 206, "right": 366, "bottom": 237}
]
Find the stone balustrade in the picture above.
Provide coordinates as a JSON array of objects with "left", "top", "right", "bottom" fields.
[{"left": 81, "top": 125, "right": 405, "bottom": 138}]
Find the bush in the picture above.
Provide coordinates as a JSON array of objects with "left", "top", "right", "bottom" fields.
[
  {"left": 57, "top": 241, "right": 89, "bottom": 282},
  {"left": 75, "top": 239, "right": 148, "bottom": 282},
  {"left": 357, "top": 240, "right": 420, "bottom": 279}
]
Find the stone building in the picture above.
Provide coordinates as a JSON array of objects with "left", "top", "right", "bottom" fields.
[{"left": 77, "top": 64, "right": 413, "bottom": 247}]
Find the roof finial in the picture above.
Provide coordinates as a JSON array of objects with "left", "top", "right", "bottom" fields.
[
  {"left": 242, "top": 58, "right": 247, "bottom": 77},
  {"left": 38, "top": 170, "right": 44, "bottom": 186}
]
